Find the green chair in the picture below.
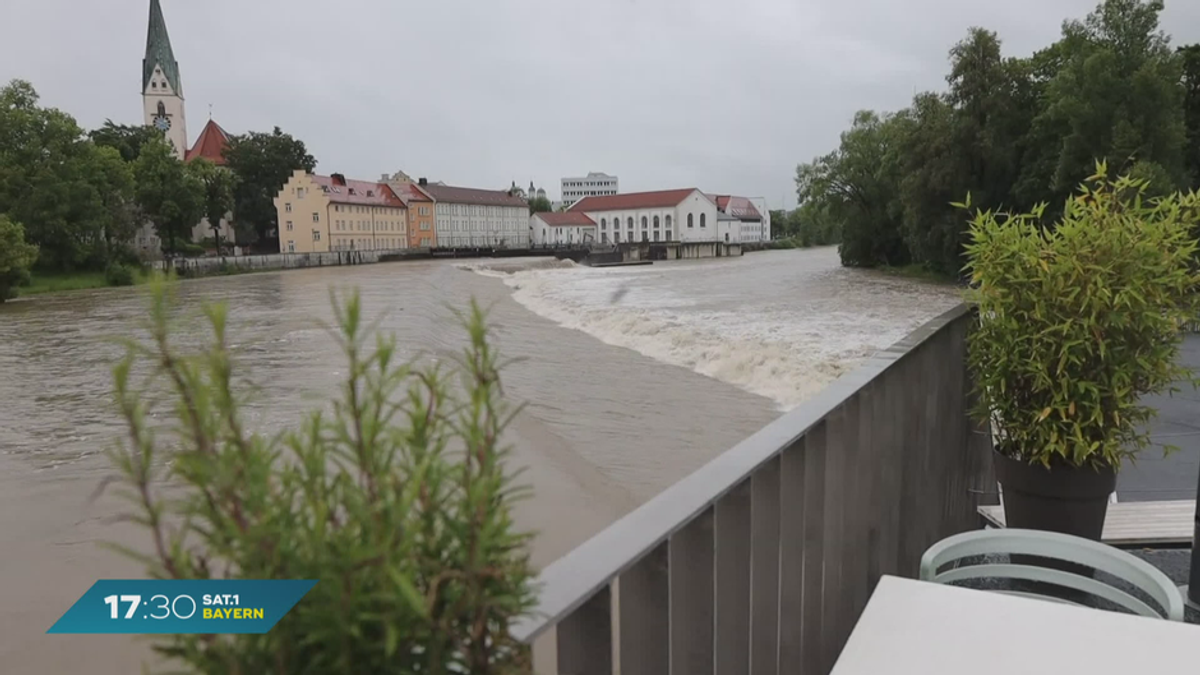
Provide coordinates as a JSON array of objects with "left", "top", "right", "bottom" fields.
[{"left": 919, "top": 528, "right": 1184, "bottom": 621}]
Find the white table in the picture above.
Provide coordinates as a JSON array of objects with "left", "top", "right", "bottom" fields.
[{"left": 831, "top": 575, "right": 1197, "bottom": 675}]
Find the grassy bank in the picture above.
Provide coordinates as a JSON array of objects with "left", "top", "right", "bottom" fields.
[
  {"left": 21, "top": 268, "right": 150, "bottom": 296},
  {"left": 876, "top": 263, "right": 959, "bottom": 285},
  {"left": 21, "top": 271, "right": 112, "bottom": 295}
]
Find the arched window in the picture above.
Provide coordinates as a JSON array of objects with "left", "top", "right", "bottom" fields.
[
  {"left": 666, "top": 215, "right": 672, "bottom": 228},
  {"left": 600, "top": 218, "right": 607, "bottom": 229},
  {"left": 157, "top": 101, "right": 166, "bottom": 117},
  {"left": 641, "top": 216, "right": 648, "bottom": 229},
  {"left": 653, "top": 216, "right": 660, "bottom": 228},
  {"left": 700, "top": 214, "right": 707, "bottom": 228},
  {"left": 627, "top": 217, "right": 634, "bottom": 229},
  {"left": 687, "top": 214, "right": 694, "bottom": 228}
]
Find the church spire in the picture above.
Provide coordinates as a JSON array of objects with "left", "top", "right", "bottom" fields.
[{"left": 143, "top": 0, "right": 182, "bottom": 96}]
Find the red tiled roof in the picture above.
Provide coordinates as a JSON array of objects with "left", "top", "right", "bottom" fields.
[
  {"left": 185, "top": 119, "right": 231, "bottom": 165},
  {"left": 311, "top": 174, "right": 405, "bottom": 208},
  {"left": 389, "top": 181, "right": 433, "bottom": 206},
  {"left": 569, "top": 188, "right": 699, "bottom": 212},
  {"left": 535, "top": 211, "right": 596, "bottom": 227},
  {"left": 418, "top": 184, "right": 527, "bottom": 207},
  {"left": 709, "top": 194, "right": 763, "bottom": 221}
]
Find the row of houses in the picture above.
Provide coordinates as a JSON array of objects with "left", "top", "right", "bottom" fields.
[{"left": 273, "top": 170, "right": 771, "bottom": 255}]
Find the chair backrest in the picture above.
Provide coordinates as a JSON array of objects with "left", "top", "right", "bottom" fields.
[{"left": 919, "top": 528, "right": 1184, "bottom": 621}]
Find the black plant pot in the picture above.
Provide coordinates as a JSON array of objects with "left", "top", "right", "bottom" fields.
[{"left": 992, "top": 449, "right": 1117, "bottom": 541}]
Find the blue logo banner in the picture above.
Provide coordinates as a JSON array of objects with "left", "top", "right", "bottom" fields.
[{"left": 47, "top": 579, "right": 317, "bottom": 634}]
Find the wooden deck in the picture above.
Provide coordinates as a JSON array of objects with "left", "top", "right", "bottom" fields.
[{"left": 978, "top": 500, "right": 1196, "bottom": 547}]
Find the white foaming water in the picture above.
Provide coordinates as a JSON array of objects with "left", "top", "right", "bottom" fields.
[{"left": 469, "top": 248, "right": 963, "bottom": 411}]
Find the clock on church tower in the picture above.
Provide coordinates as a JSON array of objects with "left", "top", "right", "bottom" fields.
[{"left": 142, "top": 0, "right": 187, "bottom": 159}]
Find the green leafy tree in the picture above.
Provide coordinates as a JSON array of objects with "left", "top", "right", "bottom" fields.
[
  {"left": 1179, "top": 44, "right": 1200, "bottom": 186},
  {"left": 0, "top": 215, "right": 38, "bottom": 301},
  {"left": 0, "top": 79, "right": 119, "bottom": 269},
  {"left": 134, "top": 137, "right": 203, "bottom": 255},
  {"left": 796, "top": 110, "right": 910, "bottom": 268},
  {"left": 528, "top": 196, "right": 552, "bottom": 213},
  {"left": 190, "top": 158, "right": 237, "bottom": 255},
  {"left": 1040, "top": 0, "right": 1185, "bottom": 198},
  {"left": 85, "top": 145, "right": 140, "bottom": 261},
  {"left": 223, "top": 127, "right": 316, "bottom": 248},
  {"left": 89, "top": 120, "right": 162, "bottom": 163},
  {"left": 107, "top": 278, "right": 537, "bottom": 673}
]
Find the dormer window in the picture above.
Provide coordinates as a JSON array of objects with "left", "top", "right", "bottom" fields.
[{"left": 151, "top": 81, "right": 157, "bottom": 89}]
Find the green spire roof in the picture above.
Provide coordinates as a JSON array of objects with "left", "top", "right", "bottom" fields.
[{"left": 143, "top": 0, "right": 182, "bottom": 96}]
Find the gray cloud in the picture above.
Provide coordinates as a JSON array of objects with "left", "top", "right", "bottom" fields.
[{"left": 4, "top": 0, "right": 1199, "bottom": 210}]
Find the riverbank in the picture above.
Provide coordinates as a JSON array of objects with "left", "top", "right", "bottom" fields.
[{"left": 20, "top": 271, "right": 116, "bottom": 295}]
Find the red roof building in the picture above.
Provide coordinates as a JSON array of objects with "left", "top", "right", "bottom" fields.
[
  {"left": 568, "top": 188, "right": 698, "bottom": 213},
  {"left": 185, "top": 118, "right": 231, "bottom": 165}
]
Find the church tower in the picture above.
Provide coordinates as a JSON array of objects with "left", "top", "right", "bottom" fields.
[{"left": 142, "top": 0, "right": 187, "bottom": 159}]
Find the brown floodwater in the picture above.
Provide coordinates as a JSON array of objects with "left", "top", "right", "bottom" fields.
[{"left": 0, "top": 248, "right": 960, "bottom": 673}]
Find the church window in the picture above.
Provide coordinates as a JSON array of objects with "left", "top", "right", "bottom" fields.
[
  {"left": 151, "top": 82, "right": 157, "bottom": 89},
  {"left": 157, "top": 101, "right": 166, "bottom": 117}
]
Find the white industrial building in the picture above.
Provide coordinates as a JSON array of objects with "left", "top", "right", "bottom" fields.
[
  {"left": 561, "top": 172, "right": 619, "bottom": 206},
  {"left": 530, "top": 211, "right": 598, "bottom": 246},
  {"left": 419, "top": 183, "right": 530, "bottom": 248},
  {"left": 568, "top": 189, "right": 720, "bottom": 244},
  {"left": 710, "top": 195, "right": 769, "bottom": 243}
]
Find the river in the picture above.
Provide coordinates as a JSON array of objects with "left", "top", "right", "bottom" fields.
[{"left": 0, "top": 247, "right": 961, "bottom": 673}]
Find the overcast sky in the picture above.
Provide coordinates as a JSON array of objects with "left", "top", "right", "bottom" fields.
[{"left": 4, "top": 0, "right": 1200, "bottom": 210}]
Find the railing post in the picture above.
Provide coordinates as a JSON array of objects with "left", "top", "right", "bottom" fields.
[
  {"left": 778, "top": 438, "right": 807, "bottom": 672},
  {"left": 715, "top": 479, "right": 752, "bottom": 675},
  {"left": 557, "top": 585, "right": 613, "bottom": 675},
  {"left": 750, "top": 456, "right": 781, "bottom": 675},
  {"left": 619, "top": 542, "right": 670, "bottom": 675},
  {"left": 670, "top": 508, "right": 715, "bottom": 675}
]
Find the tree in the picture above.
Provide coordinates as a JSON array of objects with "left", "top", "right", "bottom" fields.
[
  {"left": 134, "top": 137, "right": 203, "bottom": 255},
  {"left": 0, "top": 80, "right": 117, "bottom": 269},
  {"left": 796, "top": 110, "right": 910, "bottom": 268},
  {"left": 223, "top": 127, "right": 316, "bottom": 248},
  {"left": 85, "top": 145, "right": 139, "bottom": 259},
  {"left": 1179, "top": 44, "right": 1200, "bottom": 186},
  {"left": 89, "top": 120, "right": 161, "bottom": 163},
  {"left": 190, "top": 158, "right": 237, "bottom": 255},
  {"left": 0, "top": 215, "right": 38, "bottom": 301},
  {"left": 528, "top": 196, "right": 552, "bottom": 213}
]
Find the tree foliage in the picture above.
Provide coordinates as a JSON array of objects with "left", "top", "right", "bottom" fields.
[
  {"left": 190, "top": 158, "right": 237, "bottom": 254},
  {"left": 964, "top": 164, "right": 1200, "bottom": 469},
  {"left": 0, "top": 214, "right": 38, "bottom": 301},
  {"left": 134, "top": 137, "right": 204, "bottom": 255},
  {"left": 527, "top": 196, "right": 552, "bottom": 214},
  {"left": 89, "top": 120, "right": 162, "bottom": 163},
  {"left": 796, "top": 0, "right": 1199, "bottom": 277},
  {"left": 0, "top": 79, "right": 136, "bottom": 270},
  {"left": 108, "top": 278, "right": 536, "bottom": 674},
  {"left": 223, "top": 127, "right": 316, "bottom": 248}
]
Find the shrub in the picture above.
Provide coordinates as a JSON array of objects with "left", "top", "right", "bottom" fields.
[
  {"left": 106, "top": 276, "right": 537, "bottom": 674},
  {"left": 0, "top": 215, "right": 38, "bottom": 302},
  {"left": 104, "top": 262, "right": 136, "bottom": 287},
  {"left": 963, "top": 163, "right": 1200, "bottom": 469}
]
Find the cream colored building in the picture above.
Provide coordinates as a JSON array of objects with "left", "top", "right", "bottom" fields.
[{"left": 274, "top": 170, "right": 408, "bottom": 254}]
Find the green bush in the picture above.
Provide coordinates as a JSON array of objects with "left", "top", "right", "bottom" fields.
[
  {"left": 104, "top": 262, "right": 136, "bottom": 287},
  {"left": 0, "top": 215, "right": 38, "bottom": 302},
  {"left": 963, "top": 163, "right": 1200, "bottom": 469},
  {"left": 106, "top": 276, "right": 537, "bottom": 674}
]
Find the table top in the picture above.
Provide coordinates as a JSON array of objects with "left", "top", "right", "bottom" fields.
[{"left": 831, "top": 576, "right": 1198, "bottom": 675}]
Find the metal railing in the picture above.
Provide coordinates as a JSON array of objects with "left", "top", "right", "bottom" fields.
[{"left": 512, "top": 304, "right": 996, "bottom": 675}]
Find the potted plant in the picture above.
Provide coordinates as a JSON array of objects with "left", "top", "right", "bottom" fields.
[{"left": 962, "top": 163, "right": 1200, "bottom": 540}]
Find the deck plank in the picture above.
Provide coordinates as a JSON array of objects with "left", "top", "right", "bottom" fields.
[{"left": 978, "top": 500, "right": 1195, "bottom": 546}]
